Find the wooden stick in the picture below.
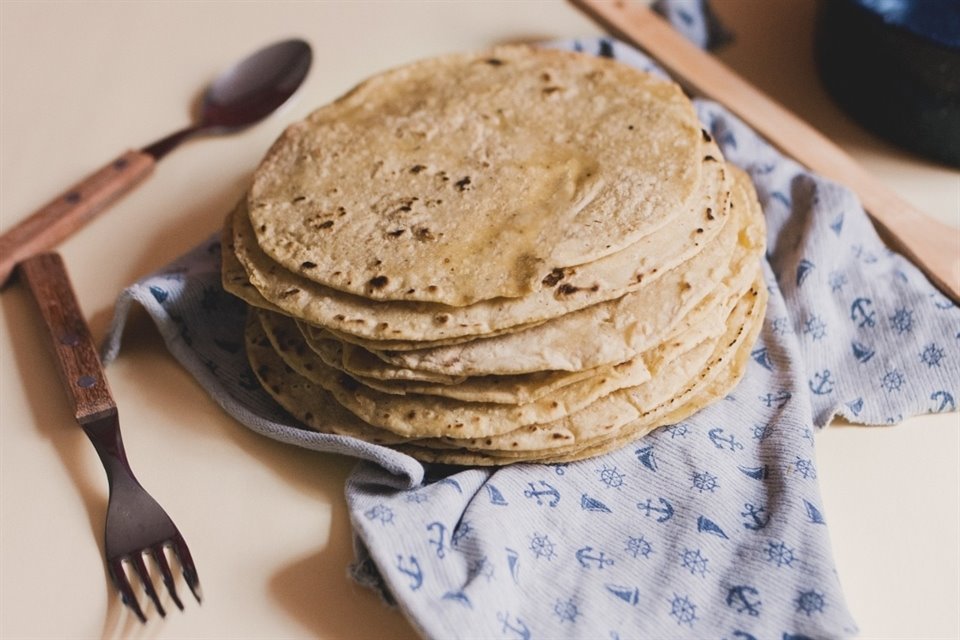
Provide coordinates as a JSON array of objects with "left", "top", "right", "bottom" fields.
[{"left": 571, "top": 0, "right": 960, "bottom": 303}]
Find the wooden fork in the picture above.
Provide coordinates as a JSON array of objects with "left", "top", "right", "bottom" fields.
[{"left": 18, "top": 252, "right": 201, "bottom": 622}]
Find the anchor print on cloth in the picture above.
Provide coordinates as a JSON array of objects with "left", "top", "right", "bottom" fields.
[{"left": 100, "top": 28, "right": 960, "bottom": 640}]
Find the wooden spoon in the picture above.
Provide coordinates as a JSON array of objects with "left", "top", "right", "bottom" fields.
[{"left": 0, "top": 38, "right": 312, "bottom": 287}]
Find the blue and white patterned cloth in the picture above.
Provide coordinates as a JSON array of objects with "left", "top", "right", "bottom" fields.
[{"left": 103, "top": 25, "right": 959, "bottom": 640}]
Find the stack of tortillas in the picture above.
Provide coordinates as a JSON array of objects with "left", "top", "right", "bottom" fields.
[{"left": 222, "top": 44, "right": 767, "bottom": 465}]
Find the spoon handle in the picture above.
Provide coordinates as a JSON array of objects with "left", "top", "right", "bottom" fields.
[{"left": 0, "top": 149, "right": 155, "bottom": 287}]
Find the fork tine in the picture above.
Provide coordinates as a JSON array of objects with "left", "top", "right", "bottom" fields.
[
  {"left": 131, "top": 553, "right": 166, "bottom": 618},
  {"left": 108, "top": 558, "right": 146, "bottom": 624},
  {"left": 151, "top": 544, "right": 184, "bottom": 611},
  {"left": 171, "top": 533, "right": 202, "bottom": 604}
]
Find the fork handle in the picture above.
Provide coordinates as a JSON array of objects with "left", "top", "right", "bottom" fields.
[{"left": 18, "top": 253, "right": 116, "bottom": 424}]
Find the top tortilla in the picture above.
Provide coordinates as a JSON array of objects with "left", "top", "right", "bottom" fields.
[
  {"left": 230, "top": 143, "right": 728, "bottom": 344},
  {"left": 247, "top": 44, "right": 703, "bottom": 306}
]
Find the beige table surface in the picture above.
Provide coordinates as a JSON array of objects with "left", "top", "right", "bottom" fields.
[{"left": 1, "top": 1, "right": 957, "bottom": 638}]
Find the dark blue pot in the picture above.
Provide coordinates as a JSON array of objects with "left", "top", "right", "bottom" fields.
[{"left": 815, "top": 0, "right": 960, "bottom": 167}]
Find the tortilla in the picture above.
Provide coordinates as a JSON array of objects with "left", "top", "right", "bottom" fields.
[{"left": 248, "top": 44, "right": 705, "bottom": 306}]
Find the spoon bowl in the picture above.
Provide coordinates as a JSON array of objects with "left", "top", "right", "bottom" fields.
[
  {"left": 204, "top": 39, "right": 313, "bottom": 129},
  {"left": 145, "top": 38, "right": 312, "bottom": 157}
]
